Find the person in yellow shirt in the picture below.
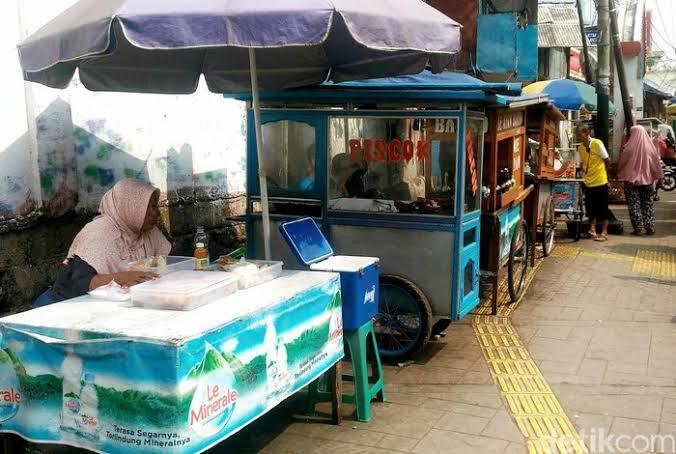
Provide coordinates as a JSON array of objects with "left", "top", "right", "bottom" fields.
[{"left": 576, "top": 124, "right": 610, "bottom": 241}]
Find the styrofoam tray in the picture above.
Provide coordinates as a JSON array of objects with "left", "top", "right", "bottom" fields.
[{"left": 130, "top": 271, "right": 239, "bottom": 311}]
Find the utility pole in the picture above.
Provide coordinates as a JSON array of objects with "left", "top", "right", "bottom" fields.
[
  {"left": 596, "top": 0, "right": 611, "bottom": 146},
  {"left": 610, "top": 4, "right": 635, "bottom": 134},
  {"left": 576, "top": 0, "right": 594, "bottom": 84}
]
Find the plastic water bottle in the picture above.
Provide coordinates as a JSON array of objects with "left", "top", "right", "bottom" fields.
[
  {"left": 194, "top": 226, "right": 210, "bottom": 270},
  {"left": 78, "top": 373, "right": 100, "bottom": 440},
  {"left": 60, "top": 350, "right": 82, "bottom": 434}
]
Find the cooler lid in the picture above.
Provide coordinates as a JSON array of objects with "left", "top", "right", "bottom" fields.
[{"left": 279, "top": 218, "right": 333, "bottom": 266}]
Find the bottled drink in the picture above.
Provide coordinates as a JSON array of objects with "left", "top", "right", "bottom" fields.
[{"left": 194, "top": 226, "right": 210, "bottom": 270}]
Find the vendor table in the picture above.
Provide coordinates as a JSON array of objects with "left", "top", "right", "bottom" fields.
[{"left": 0, "top": 271, "right": 343, "bottom": 454}]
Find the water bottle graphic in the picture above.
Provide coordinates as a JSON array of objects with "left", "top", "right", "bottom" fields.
[
  {"left": 78, "top": 373, "right": 100, "bottom": 441},
  {"left": 328, "top": 305, "right": 344, "bottom": 354},
  {"left": 265, "top": 319, "right": 290, "bottom": 407},
  {"left": 60, "top": 350, "right": 82, "bottom": 434},
  {"left": 188, "top": 343, "right": 237, "bottom": 437},
  {"left": 0, "top": 349, "right": 21, "bottom": 423}
]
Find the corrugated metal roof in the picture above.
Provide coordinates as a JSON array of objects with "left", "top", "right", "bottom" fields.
[{"left": 538, "top": 3, "right": 583, "bottom": 48}]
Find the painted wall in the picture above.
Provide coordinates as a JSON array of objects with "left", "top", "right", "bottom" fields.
[
  {"left": 1, "top": 0, "right": 247, "bottom": 225},
  {"left": 0, "top": 1, "right": 247, "bottom": 311}
]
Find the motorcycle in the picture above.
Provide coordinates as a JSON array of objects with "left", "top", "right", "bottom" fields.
[{"left": 658, "top": 161, "right": 676, "bottom": 192}]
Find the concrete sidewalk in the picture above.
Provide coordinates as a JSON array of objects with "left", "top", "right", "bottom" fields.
[{"left": 213, "top": 192, "right": 675, "bottom": 454}]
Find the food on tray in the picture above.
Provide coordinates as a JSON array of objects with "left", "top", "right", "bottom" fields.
[
  {"left": 128, "top": 255, "right": 167, "bottom": 271},
  {"left": 217, "top": 255, "right": 237, "bottom": 265},
  {"left": 218, "top": 258, "right": 269, "bottom": 274}
]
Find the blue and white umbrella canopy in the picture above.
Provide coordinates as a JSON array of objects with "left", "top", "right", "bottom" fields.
[{"left": 18, "top": 0, "right": 461, "bottom": 94}]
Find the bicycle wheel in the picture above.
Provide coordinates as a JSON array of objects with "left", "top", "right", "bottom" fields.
[
  {"left": 373, "top": 275, "right": 433, "bottom": 362},
  {"left": 508, "top": 219, "right": 530, "bottom": 302},
  {"left": 542, "top": 196, "right": 556, "bottom": 257}
]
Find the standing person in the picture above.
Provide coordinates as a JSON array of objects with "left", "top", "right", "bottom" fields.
[
  {"left": 576, "top": 124, "right": 611, "bottom": 241},
  {"left": 618, "top": 126, "right": 664, "bottom": 236}
]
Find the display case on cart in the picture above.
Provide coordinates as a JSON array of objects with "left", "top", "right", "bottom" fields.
[{"left": 227, "top": 71, "right": 525, "bottom": 360}]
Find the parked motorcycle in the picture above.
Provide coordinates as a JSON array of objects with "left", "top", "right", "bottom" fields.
[{"left": 658, "top": 161, "right": 676, "bottom": 192}]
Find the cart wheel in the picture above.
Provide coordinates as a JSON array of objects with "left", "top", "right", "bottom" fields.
[
  {"left": 508, "top": 219, "right": 530, "bottom": 303},
  {"left": 373, "top": 275, "right": 433, "bottom": 362},
  {"left": 431, "top": 318, "right": 451, "bottom": 336},
  {"left": 542, "top": 197, "right": 556, "bottom": 257}
]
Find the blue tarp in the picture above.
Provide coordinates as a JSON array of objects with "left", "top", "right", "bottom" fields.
[{"left": 225, "top": 70, "right": 526, "bottom": 103}]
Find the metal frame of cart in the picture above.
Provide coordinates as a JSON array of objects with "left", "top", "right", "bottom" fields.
[{"left": 227, "top": 73, "right": 546, "bottom": 360}]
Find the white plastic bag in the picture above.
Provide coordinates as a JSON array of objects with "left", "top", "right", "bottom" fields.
[{"left": 88, "top": 281, "right": 130, "bottom": 301}]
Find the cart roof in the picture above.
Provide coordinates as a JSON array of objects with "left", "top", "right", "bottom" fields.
[{"left": 224, "top": 70, "right": 544, "bottom": 104}]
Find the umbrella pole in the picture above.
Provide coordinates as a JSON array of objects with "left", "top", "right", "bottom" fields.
[{"left": 249, "top": 49, "right": 271, "bottom": 260}]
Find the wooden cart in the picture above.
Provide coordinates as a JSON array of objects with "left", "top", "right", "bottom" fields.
[{"left": 481, "top": 105, "right": 533, "bottom": 313}]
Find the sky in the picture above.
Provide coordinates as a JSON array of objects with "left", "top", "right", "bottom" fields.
[{"left": 645, "top": 0, "right": 676, "bottom": 64}]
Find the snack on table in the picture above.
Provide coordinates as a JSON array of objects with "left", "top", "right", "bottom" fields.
[
  {"left": 128, "top": 255, "right": 167, "bottom": 271},
  {"left": 217, "top": 255, "right": 237, "bottom": 266}
]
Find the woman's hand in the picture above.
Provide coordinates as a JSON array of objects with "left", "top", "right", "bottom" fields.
[
  {"left": 89, "top": 271, "right": 159, "bottom": 290},
  {"left": 112, "top": 271, "right": 159, "bottom": 287}
]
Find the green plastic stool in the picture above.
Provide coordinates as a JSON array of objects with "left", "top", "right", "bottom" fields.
[{"left": 307, "top": 320, "right": 386, "bottom": 423}]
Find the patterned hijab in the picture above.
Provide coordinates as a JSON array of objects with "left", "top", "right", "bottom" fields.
[
  {"left": 67, "top": 179, "right": 171, "bottom": 274},
  {"left": 618, "top": 126, "right": 664, "bottom": 185}
]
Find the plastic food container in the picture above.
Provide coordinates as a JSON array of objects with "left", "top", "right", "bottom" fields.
[
  {"left": 218, "top": 260, "right": 283, "bottom": 289},
  {"left": 127, "top": 256, "right": 196, "bottom": 275},
  {"left": 130, "top": 271, "right": 239, "bottom": 310}
]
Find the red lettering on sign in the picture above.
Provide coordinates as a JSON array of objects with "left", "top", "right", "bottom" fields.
[
  {"left": 363, "top": 140, "right": 373, "bottom": 162},
  {"left": 348, "top": 139, "right": 361, "bottom": 161},
  {"left": 402, "top": 140, "right": 414, "bottom": 162},
  {"left": 348, "top": 139, "right": 432, "bottom": 162},
  {"left": 416, "top": 141, "right": 431, "bottom": 160},
  {"left": 388, "top": 140, "right": 402, "bottom": 161},
  {"left": 0, "top": 389, "right": 20, "bottom": 403},
  {"left": 374, "top": 140, "right": 387, "bottom": 161}
]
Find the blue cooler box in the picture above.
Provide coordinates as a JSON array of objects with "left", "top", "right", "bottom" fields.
[{"left": 279, "top": 218, "right": 379, "bottom": 330}]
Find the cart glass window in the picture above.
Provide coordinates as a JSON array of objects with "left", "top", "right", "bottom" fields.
[
  {"left": 327, "top": 116, "right": 458, "bottom": 215},
  {"left": 260, "top": 120, "right": 316, "bottom": 195},
  {"left": 464, "top": 118, "right": 484, "bottom": 213}
]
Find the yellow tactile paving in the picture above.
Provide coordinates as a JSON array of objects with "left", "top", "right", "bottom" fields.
[
  {"left": 632, "top": 249, "right": 676, "bottom": 278},
  {"left": 548, "top": 244, "right": 581, "bottom": 258},
  {"left": 472, "top": 259, "right": 589, "bottom": 453}
]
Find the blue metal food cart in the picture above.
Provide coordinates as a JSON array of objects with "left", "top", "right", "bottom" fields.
[{"left": 228, "top": 72, "right": 530, "bottom": 360}]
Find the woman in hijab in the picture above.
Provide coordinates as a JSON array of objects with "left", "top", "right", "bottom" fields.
[
  {"left": 618, "top": 126, "right": 664, "bottom": 236},
  {"left": 36, "top": 179, "right": 171, "bottom": 305}
]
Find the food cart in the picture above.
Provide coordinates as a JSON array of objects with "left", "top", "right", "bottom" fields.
[
  {"left": 480, "top": 103, "right": 536, "bottom": 311},
  {"left": 523, "top": 104, "right": 568, "bottom": 263},
  {"left": 0, "top": 271, "right": 344, "bottom": 453},
  {"left": 230, "top": 71, "right": 525, "bottom": 360}
]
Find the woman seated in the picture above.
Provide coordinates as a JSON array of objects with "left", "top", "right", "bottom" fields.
[{"left": 35, "top": 179, "right": 171, "bottom": 306}]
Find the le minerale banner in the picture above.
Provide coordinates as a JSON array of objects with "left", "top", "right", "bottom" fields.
[{"left": 0, "top": 279, "right": 343, "bottom": 453}]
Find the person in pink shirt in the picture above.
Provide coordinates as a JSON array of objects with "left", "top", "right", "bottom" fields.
[{"left": 618, "top": 126, "right": 664, "bottom": 235}]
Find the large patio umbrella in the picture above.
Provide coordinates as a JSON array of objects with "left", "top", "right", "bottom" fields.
[
  {"left": 523, "top": 79, "right": 616, "bottom": 114},
  {"left": 17, "top": 0, "right": 461, "bottom": 260}
]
